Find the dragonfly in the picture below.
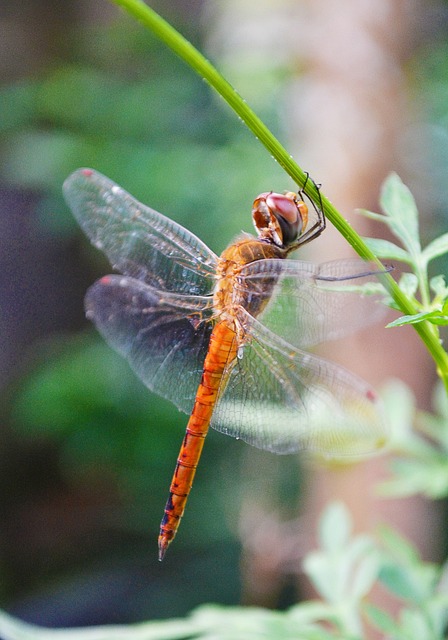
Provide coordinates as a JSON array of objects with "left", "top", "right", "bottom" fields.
[{"left": 63, "top": 169, "right": 388, "bottom": 560}]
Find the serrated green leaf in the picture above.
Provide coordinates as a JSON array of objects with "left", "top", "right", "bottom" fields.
[
  {"left": 386, "top": 314, "right": 418, "bottom": 327},
  {"left": 422, "top": 232, "right": 448, "bottom": 263},
  {"left": 362, "top": 237, "right": 412, "bottom": 262},
  {"left": 388, "top": 307, "right": 448, "bottom": 327},
  {"left": 386, "top": 310, "right": 441, "bottom": 327},
  {"left": 380, "top": 173, "right": 421, "bottom": 257}
]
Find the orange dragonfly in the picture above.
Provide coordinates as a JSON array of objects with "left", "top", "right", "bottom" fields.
[{"left": 63, "top": 168, "right": 388, "bottom": 560}]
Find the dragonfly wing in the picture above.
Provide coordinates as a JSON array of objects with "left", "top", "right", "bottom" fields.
[
  {"left": 237, "top": 258, "right": 388, "bottom": 349},
  {"left": 211, "top": 308, "right": 388, "bottom": 456},
  {"left": 63, "top": 169, "right": 218, "bottom": 295},
  {"left": 85, "top": 275, "right": 214, "bottom": 413}
]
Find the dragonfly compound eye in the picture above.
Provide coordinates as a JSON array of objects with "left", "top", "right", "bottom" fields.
[{"left": 252, "top": 191, "right": 307, "bottom": 247}]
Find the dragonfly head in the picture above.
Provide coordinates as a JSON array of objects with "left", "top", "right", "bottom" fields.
[{"left": 252, "top": 191, "right": 308, "bottom": 248}]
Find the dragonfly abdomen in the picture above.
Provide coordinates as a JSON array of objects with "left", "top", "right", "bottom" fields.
[{"left": 158, "top": 321, "right": 238, "bottom": 560}]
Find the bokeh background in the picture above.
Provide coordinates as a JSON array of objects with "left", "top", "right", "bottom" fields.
[{"left": 0, "top": 0, "right": 447, "bottom": 628}]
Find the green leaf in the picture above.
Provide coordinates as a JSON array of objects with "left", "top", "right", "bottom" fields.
[
  {"left": 377, "top": 525, "right": 419, "bottom": 564},
  {"left": 0, "top": 606, "right": 202, "bottom": 640},
  {"left": 386, "top": 313, "right": 422, "bottom": 327},
  {"left": 427, "top": 315, "right": 448, "bottom": 326},
  {"left": 364, "top": 603, "right": 398, "bottom": 634},
  {"left": 379, "top": 379, "right": 416, "bottom": 448},
  {"left": 288, "top": 600, "right": 336, "bottom": 626},
  {"left": 432, "top": 381, "right": 448, "bottom": 420},
  {"left": 379, "top": 563, "right": 422, "bottom": 601},
  {"left": 398, "top": 272, "right": 419, "bottom": 298},
  {"left": 319, "top": 501, "right": 352, "bottom": 552},
  {"left": 379, "top": 173, "right": 421, "bottom": 257},
  {"left": 362, "top": 237, "right": 412, "bottom": 262},
  {"left": 422, "top": 232, "right": 448, "bottom": 263},
  {"left": 191, "top": 604, "right": 289, "bottom": 637},
  {"left": 399, "top": 608, "right": 434, "bottom": 640},
  {"left": 357, "top": 208, "right": 386, "bottom": 222},
  {"left": 377, "top": 526, "right": 440, "bottom": 604},
  {"left": 349, "top": 551, "right": 380, "bottom": 599},
  {"left": 430, "top": 275, "right": 448, "bottom": 299},
  {"left": 380, "top": 458, "right": 448, "bottom": 499},
  {"left": 303, "top": 552, "right": 336, "bottom": 603},
  {"left": 426, "top": 593, "right": 448, "bottom": 636},
  {"left": 386, "top": 310, "right": 447, "bottom": 327},
  {"left": 380, "top": 444, "right": 446, "bottom": 491}
]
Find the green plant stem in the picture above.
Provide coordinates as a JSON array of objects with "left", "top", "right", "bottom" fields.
[{"left": 109, "top": 0, "right": 448, "bottom": 392}]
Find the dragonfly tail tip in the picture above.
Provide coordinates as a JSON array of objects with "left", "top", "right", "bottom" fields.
[{"left": 158, "top": 538, "right": 168, "bottom": 561}]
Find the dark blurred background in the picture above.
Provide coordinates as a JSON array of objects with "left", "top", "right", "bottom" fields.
[{"left": 0, "top": 0, "right": 447, "bottom": 628}]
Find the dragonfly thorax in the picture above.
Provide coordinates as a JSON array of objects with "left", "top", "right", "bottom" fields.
[{"left": 214, "top": 235, "right": 285, "bottom": 326}]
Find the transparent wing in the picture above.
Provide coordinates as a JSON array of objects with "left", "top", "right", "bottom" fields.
[
  {"left": 63, "top": 168, "right": 218, "bottom": 295},
  {"left": 236, "top": 258, "right": 388, "bottom": 349},
  {"left": 211, "top": 308, "right": 387, "bottom": 456},
  {"left": 85, "top": 275, "right": 214, "bottom": 413}
]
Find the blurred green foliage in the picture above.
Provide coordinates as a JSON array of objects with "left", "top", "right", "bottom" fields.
[
  {"left": 0, "top": 9, "right": 300, "bottom": 622},
  {"left": 0, "top": 502, "right": 446, "bottom": 638},
  {"left": 7, "top": 164, "right": 448, "bottom": 635},
  {"left": 0, "top": 16, "right": 290, "bottom": 244},
  {"left": 2, "top": 2, "right": 448, "bottom": 637},
  {"left": 9, "top": 331, "right": 244, "bottom": 544}
]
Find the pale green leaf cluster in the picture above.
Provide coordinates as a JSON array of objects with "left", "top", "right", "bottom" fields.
[
  {"left": 366, "top": 526, "right": 448, "bottom": 640},
  {"left": 300, "top": 502, "right": 380, "bottom": 638},
  {"left": 1, "top": 502, "right": 447, "bottom": 640},
  {"left": 379, "top": 379, "right": 448, "bottom": 499},
  {"left": 359, "top": 173, "right": 448, "bottom": 329}
]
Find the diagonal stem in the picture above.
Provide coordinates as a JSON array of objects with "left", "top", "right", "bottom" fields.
[{"left": 109, "top": 0, "right": 448, "bottom": 391}]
